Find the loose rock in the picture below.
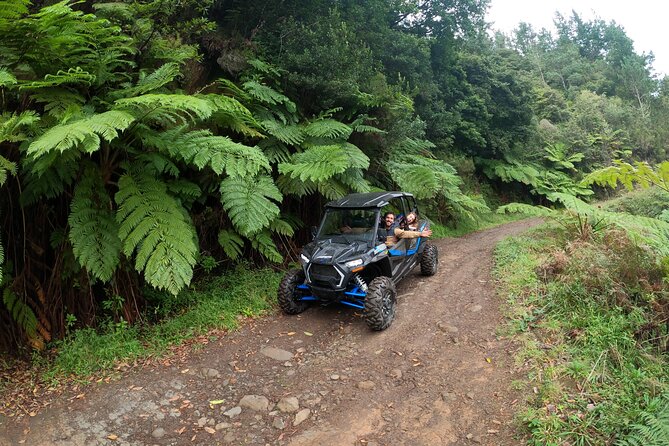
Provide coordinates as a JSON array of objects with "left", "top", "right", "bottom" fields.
[
  {"left": 272, "top": 417, "right": 286, "bottom": 429},
  {"left": 239, "top": 395, "right": 270, "bottom": 412},
  {"left": 357, "top": 381, "right": 376, "bottom": 390},
  {"left": 151, "top": 428, "right": 165, "bottom": 439},
  {"left": 260, "top": 347, "right": 293, "bottom": 361},
  {"left": 277, "top": 397, "right": 300, "bottom": 413},
  {"left": 293, "top": 409, "right": 311, "bottom": 426},
  {"left": 223, "top": 406, "right": 242, "bottom": 418}
]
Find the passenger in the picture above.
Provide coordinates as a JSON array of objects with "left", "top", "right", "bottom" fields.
[
  {"left": 394, "top": 211, "right": 431, "bottom": 242},
  {"left": 381, "top": 211, "right": 431, "bottom": 246}
]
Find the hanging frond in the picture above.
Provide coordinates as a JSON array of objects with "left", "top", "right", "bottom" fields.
[
  {"left": 261, "top": 119, "right": 304, "bottom": 146},
  {"left": 337, "top": 168, "right": 371, "bottom": 193},
  {"left": 140, "top": 127, "right": 270, "bottom": 177},
  {"left": 583, "top": 160, "right": 669, "bottom": 193},
  {"left": 115, "top": 94, "right": 215, "bottom": 125},
  {"left": 219, "top": 175, "right": 282, "bottom": 237},
  {"left": 243, "top": 80, "right": 293, "bottom": 108},
  {"left": 68, "top": 166, "right": 121, "bottom": 282},
  {"left": 268, "top": 218, "right": 295, "bottom": 237},
  {"left": 316, "top": 179, "right": 350, "bottom": 200},
  {"left": 21, "top": 149, "right": 81, "bottom": 205},
  {"left": 279, "top": 145, "right": 351, "bottom": 182},
  {"left": 497, "top": 202, "right": 554, "bottom": 217},
  {"left": 479, "top": 157, "right": 543, "bottom": 186},
  {"left": 115, "top": 172, "right": 198, "bottom": 295},
  {"left": 249, "top": 230, "right": 283, "bottom": 263},
  {"left": 258, "top": 138, "right": 292, "bottom": 164},
  {"left": 0, "top": 155, "right": 17, "bottom": 187},
  {"left": 349, "top": 115, "right": 386, "bottom": 135},
  {"left": 27, "top": 110, "right": 134, "bottom": 157},
  {"left": 205, "top": 94, "right": 263, "bottom": 137},
  {"left": 275, "top": 174, "right": 317, "bottom": 197},
  {"left": 247, "top": 59, "right": 282, "bottom": 77},
  {"left": 167, "top": 179, "right": 202, "bottom": 207},
  {"left": 2, "top": 289, "right": 37, "bottom": 339},
  {"left": 304, "top": 119, "right": 352, "bottom": 139},
  {"left": 217, "top": 229, "right": 244, "bottom": 260},
  {"left": 217, "top": 79, "right": 252, "bottom": 102},
  {"left": 136, "top": 152, "right": 180, "bottom": 177},
  {"left": 28, "top": 88, "right": 86, "bottom": 119}
]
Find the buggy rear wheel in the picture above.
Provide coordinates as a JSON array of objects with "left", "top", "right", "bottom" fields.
[
  {"left": 364, "top": 276, "right": 396, "bottom": 331},
  {"left": 278, "top": 268, "right": 309, "bottom": 315}
]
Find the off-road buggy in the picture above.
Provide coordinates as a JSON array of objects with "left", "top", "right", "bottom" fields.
[{"left": 278, "top": 191, "right": 439, "bottom": 330}]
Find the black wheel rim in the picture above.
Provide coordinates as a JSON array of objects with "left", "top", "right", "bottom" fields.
[{"left": 382, "top": 290, "right": 394, "bottom": 318}]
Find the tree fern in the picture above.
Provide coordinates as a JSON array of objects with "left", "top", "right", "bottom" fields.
[
  {"left": 0, "top": 111, "right": 39, "bottom": 144},
  {"left": 219, "top": 175, "right": 282, "bottom": 237},
  {"left": 115, "top": 172, "right": 198, "bottom": 295},
  {"left": 21, "top": 149, "right": 80, "bottom": 205},
  {"left": 243, "top": 80, "right": 294, "bottom": 108},
  {"left": 19, "top": 67, "right": 96, "bottom": 90},
  {"left": 260, "top": 119, "right": 305, "bottom": 145},
  {"left": 68, "top": 166, "right": 121, "bottom": 282},
  {"left": 109, "top": 63, "right": 182, "bottom": 100},
  {"left": 583, "top": 160, "right": 669, "bottom": 192},
  {"left": 27, "top": 110, "right": 135, "bottom": 157},
  {"left": 0, "top": 68, "right": 17, "bottom": 88}
]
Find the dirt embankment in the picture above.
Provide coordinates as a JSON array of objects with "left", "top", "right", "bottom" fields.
[{"left": 0, "top": 219, "right": 539, "bottom": 446}]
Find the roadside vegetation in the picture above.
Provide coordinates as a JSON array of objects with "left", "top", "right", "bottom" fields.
[{"left": 495, "top": 186, "right": 669, "bottom": 445}]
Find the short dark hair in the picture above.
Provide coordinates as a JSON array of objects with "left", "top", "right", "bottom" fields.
[{"left": 384, "top": 212, "right": 395, "bottom": 218}]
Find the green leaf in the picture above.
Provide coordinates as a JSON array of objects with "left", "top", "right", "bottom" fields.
[
  {"left": 115, "top": 172, "right": 198, "bottom": 295},
  {"left": 219, "top": 175, "right": 282, "bottom": 237},
  {"left": 304, "top": 119, "right": 352, "bottom": 139},
  {"left": 217, "top": 229, "right": 244, "bottom": 260},
  {"left": 68, "top": 166, "right": 121, "bottom": 282},
  {"left": 27, "top": 110, "right": 135, "bottom": 157}
]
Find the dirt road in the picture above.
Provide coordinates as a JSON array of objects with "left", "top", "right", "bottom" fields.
[{"left": 1, "top": 219, "right": 538, "bottom": 446}]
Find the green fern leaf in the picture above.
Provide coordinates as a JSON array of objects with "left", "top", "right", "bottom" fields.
[
  {"left": 617, "top": 397, "right": 669, "bottom": 446},
  {"left": 249, "top": 230, "right": 283, "bottom": 263},
  {"left": 115, "top": 172, "right": 198, "bottom": 295},
  {"left": 279, "top": 145, "right": 351, "bottom": 182},
  {"left": 217, "top": 229, "right": 244, "bottom": 260},
  {"left": 269, "top": 217, "right": 295, "bottom": 237},
  {"left": 243, "top": 80, "right": 293, "bottom": 107},
  {"left": 0, "top": 0, "right": 29, "bottom": 22},
  {"left": 0, "top": 111, "right": 39, "bottom": 144},
  {"left": 0, "top": 155, "right": 17, "bottom": 187},
  {"left": 3, "top": 289, "right": 37, "bottom": 338},
  {"left": 276, "top": 174, "right": 317, "bottom": 197},
  {"left": 27, "top": 110, "right": 134, "bottom": 157},
  {"left": 136, "top": 153, "right": 180, "bottom": 177},
  {"left": 19, "top": 67, "right": 96, "bottom": 90},
  {"left": 111, "top": 63, "right": 182, "bottom": 99},
  {"left": 497, "top": 203, "right": 554, "bottom": 217},
  {"left": 219, "top": 175, "right": 282, "bottom": 237},
  {"left": 261, "top": 119, "right": 304, "bottom": 146},
  {"left": 0, "top": 69, "right": 17, "bottom": 88},
  {"left": 304, "top": 119, "right": 352, "bottom": 139},
  {"left": 28, "top": 88, "right": 86, "bottom": 119},
  {"left": 167, "top": 179, "right": 202, "bottom": 207},
  {"left": 115, "top": 94, "right": 214, "bottom": 125},
  {"left": 69, "top": 167, "right": 121, "bottom": 282},
  {"left": 21, "top": 149, "right": 81, "bottom": 205}
]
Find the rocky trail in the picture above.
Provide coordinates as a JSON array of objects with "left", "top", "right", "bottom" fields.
[{"left": 0, "top": 219, "right": 539, "bottom": 446}]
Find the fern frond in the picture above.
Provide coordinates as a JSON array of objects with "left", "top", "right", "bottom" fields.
[
  {"left": 0, "top": 69, "right": 17, "bottom": 88},
  {"left": 205, "top": 94, "right": 263, "bottom": 137},
  {"left": 19, "top": 67, "right": 96, "bottom": 90},
  {"left": 617, "top": 397, "right": 669, "bottom": 446},
  {"left": 268, "top": 218, "right": 295, "bottom": 237},
  {"left": 21, "top": 149, "right": 80, "bottom": 205},
  {"left": 0, "top": 155, "right": 17, "bottom": 187},
  {"left": 275, "top": 174, "right": 317, "bottom": 197},
  {"left": 109, "top": 63, "right": 181, "bottom": 100},
  {"left": 261, "top": 119, "right": 304, "bottom": 146},
  {"left": 279, "top": 145, "right": 351, "bottom": 182},
  {"left": 115, "top": 172, "right": 198, "bottom": 295},
  {"left": 217, "top": 229, "right": 244, "bottom": 260},
  {"left": 479, "top": 158, "right": 542, "bottom": 186},
  {"left": 0, "top": 111, "right": 39, "bottom": 144},
  {"left": 167, "top": 179, "right": 202, "bottom": 207},
  {"left": 115, "top": 94, "right": 214, "bottom": 125},
  {"left": 28, "top": 88, "right": 86, "bottom": 119},
  {"left": 249, "top": 230, "right": 283, "bottom": 263},
  {"left": 338, "top": 168, "right": 371, "bottom": 193},
  {"left": 68, "top": 166, "right": 121, "bottom": 282},
  {"left": 217, "top": 79, "right": 252, "bottom": 102},
  {"left": 219, "top": 175, "right": 282, "bottom": 237},
  {"left": 136, "top": 152, "right": 180, "bottom": 177},
  {"left": 258, "top": 138, "right": 292, "bottom": 164},
  {"left": 27, "top": 110, "right": 134, "bottom": 157},
  {"left": 304, "top": 119, "right": 352, "bottom": 139},
  {"left": 3, "top": 289, "right": 37, "bottom": 338},
  {"left": 243, "top": 80, "right": 293, "bottom": 107},
  {"left": 316, "top": 178, "right": 350, "bottom": 200},
  {"left": 0, "top": 0, "right": 29, "bottom": 22},
  {"left": 141, "top": 127, "right": 270, "bottom": 177}
]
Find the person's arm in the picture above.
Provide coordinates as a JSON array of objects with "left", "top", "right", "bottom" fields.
[{"left": 394, "top": 227, "right": 432, "bottom": 239}]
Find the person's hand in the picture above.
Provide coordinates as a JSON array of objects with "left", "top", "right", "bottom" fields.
[{"left": 420, "top": 229, "right": 432, "bottom": 237}]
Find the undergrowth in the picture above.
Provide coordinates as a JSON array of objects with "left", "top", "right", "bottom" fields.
[
  {"left": 41, "top": 265, "right": 280, "bottom": 382},
  {"left": 495, "top": 224, "right": 669, "bottom": 445}
]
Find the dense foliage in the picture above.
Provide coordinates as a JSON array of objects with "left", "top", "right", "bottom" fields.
[{"left": 0, "top": 0, "right": 667, "bottom": 355}]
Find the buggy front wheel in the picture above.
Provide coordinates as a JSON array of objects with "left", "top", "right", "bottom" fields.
[
  {"left": 364, "top": 276, "right": 396, "bottom": 331},
  {"left": 278, "top": 268, "right": 309, "bottom": 315}
]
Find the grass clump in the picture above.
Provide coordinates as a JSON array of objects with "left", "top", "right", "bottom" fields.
[
  {"left": 495, "top": 224, "right": 669, "bottom": 445},
  {"left": 43, "top": 265, "right": 280, "bottom": 381}
]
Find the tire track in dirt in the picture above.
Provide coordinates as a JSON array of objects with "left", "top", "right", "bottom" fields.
[{"left": 1, "top": 218, "right": 540, "bottom": 446}]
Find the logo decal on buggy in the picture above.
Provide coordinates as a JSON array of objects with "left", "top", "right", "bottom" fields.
[{"left": 374, "top": 244, "right": 387, "bottom": 254}]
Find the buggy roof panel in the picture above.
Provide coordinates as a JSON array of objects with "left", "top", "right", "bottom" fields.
[{"left": 325, "top": 192, "right": 414, "bottom": 209}]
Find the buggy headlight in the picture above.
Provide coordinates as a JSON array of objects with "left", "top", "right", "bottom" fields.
[
  {"left": 344, "top": 258, "right": 363, "bottom": 269},
  {"left": 300, "top": 254, "right": 310, "bottom": 264}
]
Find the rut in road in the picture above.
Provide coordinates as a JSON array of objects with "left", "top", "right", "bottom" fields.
[{"left": 1, "top": 218, "right": 540, "bottom": 446}]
